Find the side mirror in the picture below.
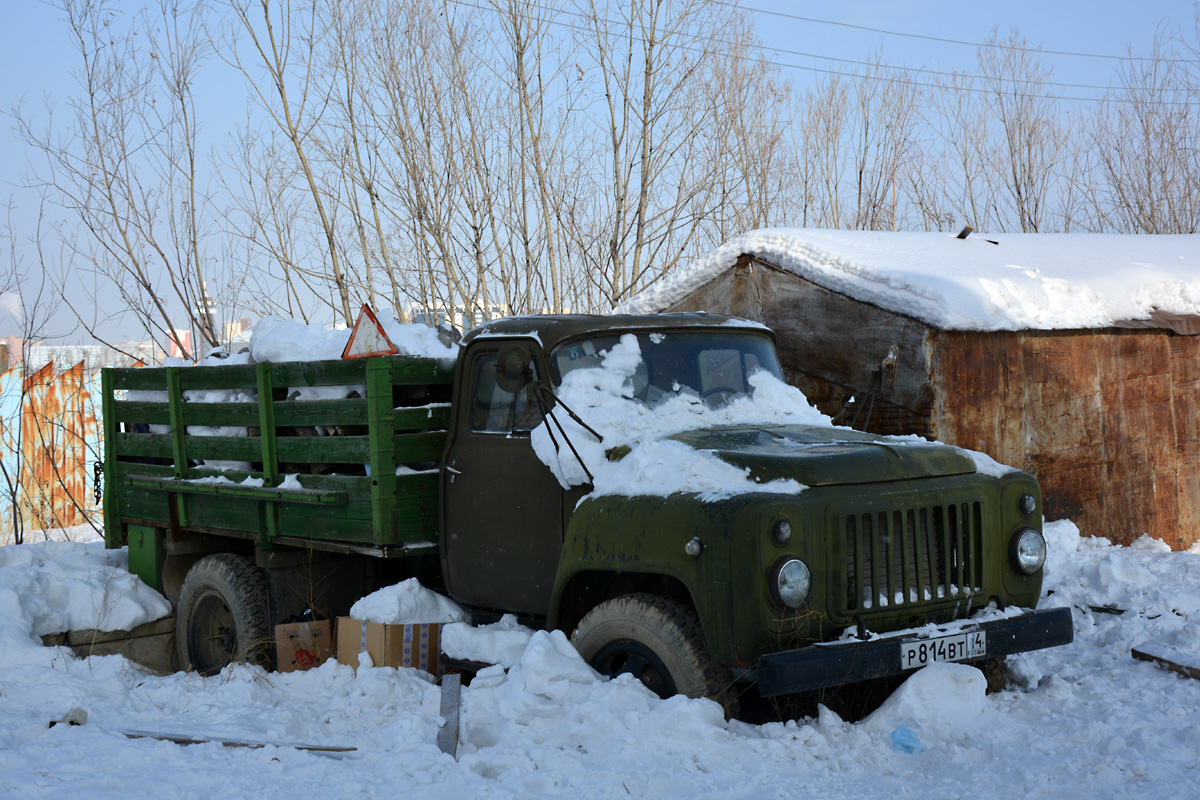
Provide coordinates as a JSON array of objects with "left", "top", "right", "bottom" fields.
[{"left": 495, "top": 343, "right": 533, "bottom": 393}]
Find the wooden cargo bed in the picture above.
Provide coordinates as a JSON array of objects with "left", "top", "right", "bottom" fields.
[{"left": 102, "top": 355, "right": 454, "bottom": 554}]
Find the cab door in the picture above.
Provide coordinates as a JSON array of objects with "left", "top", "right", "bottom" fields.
[{"left": 440, "top": 340, "right": 563, "bottom": 616}]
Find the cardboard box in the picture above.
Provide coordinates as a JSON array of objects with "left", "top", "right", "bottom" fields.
[
  {"left": 335, "top": 617, "right": 444, "bottom": 675},
  {"left": 275, "top": 620, "right": 333, "bottom": 672}
]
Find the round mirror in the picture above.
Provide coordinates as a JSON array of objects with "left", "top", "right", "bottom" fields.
[{"left": 495, "top": 343, "right": 533, "bottom": 393}]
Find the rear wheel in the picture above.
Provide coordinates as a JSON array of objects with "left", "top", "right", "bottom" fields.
[
  {"left": 176, "top": 554, "right": 272, "bottom": 675},
  {"left": 571, "top": 593, "right": 734, "bottom": 710}
]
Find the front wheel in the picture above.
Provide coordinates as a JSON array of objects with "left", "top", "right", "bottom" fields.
[
  {"left": 176, "top": 554, "right": 272, "bottom": 675},
  {"left": 571, "top": 593, "right": 733, "bottom": 709}
]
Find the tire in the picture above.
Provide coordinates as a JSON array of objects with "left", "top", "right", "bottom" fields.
[
  {"left": 571, "top": 593, "right": 734, "bottom": 709},
  {"left": 176, "top": 554, "right": 272, "bottom": 676}
]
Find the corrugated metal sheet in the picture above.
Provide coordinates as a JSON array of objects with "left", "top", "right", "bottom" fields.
[{"left": 0, "top": 361, "right": 103, "bottom": 540}]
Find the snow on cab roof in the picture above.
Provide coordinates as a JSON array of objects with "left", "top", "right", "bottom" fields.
[{"left": 618, "top": 228, "right": 1200, "bottom": 332}]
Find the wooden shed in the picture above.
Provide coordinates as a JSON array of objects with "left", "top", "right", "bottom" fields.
[{"left": 624, "top": 229, "right": 1200, "bottom": 550}]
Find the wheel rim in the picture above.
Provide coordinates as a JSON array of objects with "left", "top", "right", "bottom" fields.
[
  {"left": 591, "top": 638, "right": 677, "bottom": 699},
  {"left": 189, "top": 591, "right": 238, "bottom": 676}
]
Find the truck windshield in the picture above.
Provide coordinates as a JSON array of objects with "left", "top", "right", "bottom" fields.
[{"left": 552, "top": 330, "right": 785, "bottom": 407}]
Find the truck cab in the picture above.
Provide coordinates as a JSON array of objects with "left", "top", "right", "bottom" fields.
[{"left": 438, "top": 314, "right": 1072, "bottom": 705}]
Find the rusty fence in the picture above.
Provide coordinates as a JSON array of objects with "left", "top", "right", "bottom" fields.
[{"left": 0, "top": 361, "right": 103, "bottom": 543}]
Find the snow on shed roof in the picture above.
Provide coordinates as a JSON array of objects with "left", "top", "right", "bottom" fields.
[{"left": 618, "top": 229, "right": 1200, "bottom": 332}]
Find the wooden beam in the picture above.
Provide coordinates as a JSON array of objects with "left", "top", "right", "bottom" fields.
[{"left": 1132, "top": 642, "right": 1200, "bottom": 681}]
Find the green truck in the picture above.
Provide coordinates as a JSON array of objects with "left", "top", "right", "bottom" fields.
[{"left": 103, "top": 313, "right": 1072, "bottom": 705}]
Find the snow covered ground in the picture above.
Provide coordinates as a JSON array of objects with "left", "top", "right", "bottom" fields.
[{"left": 1, "top": 521, "right": 1199, "bottom": 799}]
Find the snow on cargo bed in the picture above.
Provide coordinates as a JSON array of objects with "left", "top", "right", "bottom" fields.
[{"left": 121, "top": 313, "right": 456, "bottom": 470}]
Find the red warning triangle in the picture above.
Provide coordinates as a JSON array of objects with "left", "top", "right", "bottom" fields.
[{"left": 341, "top": 304, "right": 399, "bottom": 359}]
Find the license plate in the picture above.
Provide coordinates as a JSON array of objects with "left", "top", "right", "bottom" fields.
[{"left": 900, "top": 631, "right": 986, "bottom": 670}]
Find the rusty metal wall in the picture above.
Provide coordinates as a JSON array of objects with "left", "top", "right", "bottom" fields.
[
  {"left": 0, "top": 361, "right": 103, "bottom": 539},
  {"left": 931, "top": 329, "right": 1200, "bottom": 551}
]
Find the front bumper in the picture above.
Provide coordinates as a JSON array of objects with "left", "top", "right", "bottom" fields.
[{"left": 755, "top": 606, "right": 1074, "bottom": 697}]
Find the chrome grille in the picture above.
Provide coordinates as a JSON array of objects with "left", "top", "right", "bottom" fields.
[{"left": 842, "top": 501, "right": 984, "bottom": 611}]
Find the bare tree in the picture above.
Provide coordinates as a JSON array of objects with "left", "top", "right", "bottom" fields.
[
  {"left": 693, "top": 14, "right": 797, "bottom": 243},
  {"left": 924, "top": 71, "right": 1002, "bottom": 233},
  {"left": 979, "top": 29, "right": 1065, "bottom": 233},
  {"left": 574, "top": 0, "right": 751, "bottom": 307},
  {"left": 220, "top": 0, "right": 355, "bottom": 325},
  {"left": 14, "top": 0, "right": 225, "bottom": 360},
  {"left": 1084, "top": 30, "right": 1199, "bottom": 233}
]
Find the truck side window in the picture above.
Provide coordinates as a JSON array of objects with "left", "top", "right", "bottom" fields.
[{"left": 470, "top": 354, "right": 543, "bottom": 434}]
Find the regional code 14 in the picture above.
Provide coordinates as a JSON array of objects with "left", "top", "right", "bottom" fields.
[{"left": 900, "top": 631, "right": 987, "bottom": 669}]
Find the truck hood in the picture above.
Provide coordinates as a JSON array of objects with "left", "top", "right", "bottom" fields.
[{"left": 666, "top": 424, "right": 977, "bottom": 486}]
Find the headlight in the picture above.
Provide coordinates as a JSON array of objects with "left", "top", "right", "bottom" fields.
[
  {"left": 772, "top": 519, "right": 792, "bottom": 545},
  {"left": 771, "top": 558, "right": 811, "bottom": 608},
  {"left": 1010, "top": 528, "right": 1047, "bottom": 574}
]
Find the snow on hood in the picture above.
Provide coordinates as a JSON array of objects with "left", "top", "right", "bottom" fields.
[
  {"left": 618, "top": 228, "right": 1200, "bottom": 332},
  {"left": 530, "top": 334, "right": 829, "bottom": 499}
]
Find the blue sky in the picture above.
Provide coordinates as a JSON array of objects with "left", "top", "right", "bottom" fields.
[{"left": 1, "top": 0, "right": 1196, "bottom": 342}]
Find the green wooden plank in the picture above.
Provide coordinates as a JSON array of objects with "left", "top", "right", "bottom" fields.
[
  {"left": 124, "top": 476, "right": 349, "bottom": 506},
  {"left": 393, "top": 405, "right": 451, "bottom": 432},
  {"left": 112, "top": 400, "right": 172, "bottom": 425},
  {"left": 176, "top": 364, "right": 258, "bottom": 391},
  {"left": 271, "top": 359, "right": 369, "bottom": 387},
  {"left": 391, "top": 358, "right": 456, "bottom": 386},
  {"left": 179, "top": 402, "right": 261, "bottom": 427},
  {"left": 113, "top": 432, "right": 175, "bottom": 459},
  {"left": 114, "top": 461, "right": 175, "bottom": 478},
  {"left": 395, "top": 431, "right": 447, "bottom": 463},
  {"left": 108, "top": 356, "right": 454, "bottom": 392},
  {"left": 183, "top": 437, "right": 263, "bottom": 462},
  {"left": 368, "top": 359, "right": 398, "bottom": 546},
  {"left": 110, "top": 368, "right": 167, "bottom": 392},
  {"left": 120, "top": 398, "right": 373, "bottom": 429},
  {"left": 166, "top": 368, "right": 187, "bottom": 479},
  {"left": 179, "top": 494, "right": 262, "bottom": 533},
  {"left": 272, "top": 399, "right": 370, "bottom": 427},
  {"left": 274, "top": 500, "right": 374, "bottom": 523},
  {"left": 274, "top": 513, "right": 378, "bottom": 542},
  {"left": 268, "top": 473, "right": 370, "bottom": 491},
  {"left": 275, "top": 435, "right": 371, "bottom": 463},
  {"left": 115, "top": 487, "right": 173, "bottom": 525},
  {"left": 256, "top": 363, "right": 280, "bottom": 547}
]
